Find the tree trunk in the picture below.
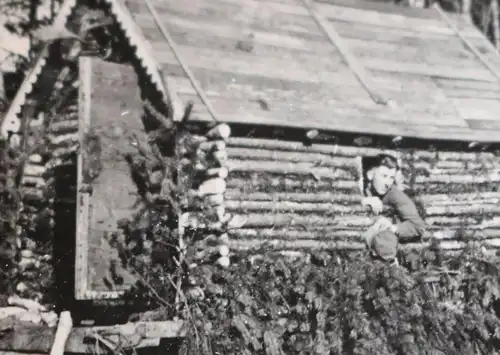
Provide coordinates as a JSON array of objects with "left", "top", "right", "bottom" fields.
[{"left": 492, "top": 0, "right": 500, "bottom": 49}]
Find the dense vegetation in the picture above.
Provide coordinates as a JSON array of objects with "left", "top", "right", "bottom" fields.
[{"left": 178, "top": 247, "right": 500, "bottom": 355}]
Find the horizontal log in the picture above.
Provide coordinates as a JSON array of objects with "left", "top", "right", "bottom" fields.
[
  {"left": 228, "top": 238, "right": 366, "bottom": 251},
  {"left": 224, "top": 190, "right": 363, "bottom": 203},
  {"left": 228, "top": 238, "right": 500, "bottom": 251},
  {"left": 410, "top": 150, "right": 481, "bottom": 161},
  {"left": 51, "top": 145, "right": 79, "bottom": 158},
  {"left": 227, "top": 137, "right": 393, "bottom": 157},
  {"left": 225, "top": 200, "right": 368, "bottom": 214},
  {"left": 229, "top": 226, "right": 500, "bottom": 242},
  {"left": 226, "top": 175, "right": 360, "bottom": 193},
  {"left": 426, "top": 216, "right": 480, "bottom": 226},
  {"left": 49, "top": 120, "right": 79, "bottom": 134},
  {"left": 419, "top": 192, "right": 500, "bottom": 203},
  {"left": 414, "top": 174, "right": 500, "bottom": 184},
  {"left": 412, "top": 184, "right": 496, "bottom": 195},
  {"left": 422, "top": 198, "right": 500, "bottom": 207},
  {"left": 23, "top": 164, "right": 46, "bottom": 177},
  {"left": 28, "top": 154, "right": 43, "bottom": 164},
  {"left": 412, "top": 160, "right": 498, "bottom": 172},
  {"left": 48, "top": 133, "right": 78, "bottom": 146},
  {"left": 229, "top": 213, "right": 375, "bottom": 228},
  {"left": 226, "top": 147, "right": 360, "bottom": 169},
  {"left": 20, "top": 176, "right": 46, "bottom": 188},
  {"left": 425, "top": 204, "right": 500, "bottom": 216},
  {"left": 227, "top": 159, "right": 357, "bottom": 180},
  {"left": 230, "top": 228, "right": 362, "bottom": 240}
]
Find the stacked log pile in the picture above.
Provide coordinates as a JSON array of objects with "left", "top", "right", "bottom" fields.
[
  {"left": 14, "top": 38, "right": 82, "bottom": 302},
  {"left": 222, "top": 137, "right": 500, "bottom": 253},
  {"left": 178, "top": 123, "right": 235, "bottom": 303},
  {"left": 12, "top": 5, "right": 110, "bottom": 301}
]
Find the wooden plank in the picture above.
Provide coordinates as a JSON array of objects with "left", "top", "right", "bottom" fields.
[
  {"left": 165, "top": 71, "right": 373, "bottom": 103},
  {"left": 167, "top": 71, "right": 464, "bottom": 124},
  {"left": 173, "top": 81, "right": 466, "bottom": 127},
  {"left": 151, "top": 40, "right": 345, "bottom": 80},
  {"left": 302, "top": 0, "right": 387, "bottom": 105},
  {"left": 370, "top": 72, "right": 465, "bottom": 126},
  {"left": 315, "top": 0, "right": 440, "bottom": 20},
  {"left": 134, "top": 13, "right": 334, "bottom": 55},
  {"left": 452, "top": 98, "right": 500, "bottom": 121},
  {"left": 75, "top": 56, "right": 92, "bottom": 301},
  {"left": 196, "top": 109, "right": 500, "bottom": 142},
  {"left": 464, "top": 36, "right": 500, "bottom": 71},
  {"left": 364, "top": 57, "right": 495, "bottom": 82},
  {"left": 180, "top": 92, "right": 426, "bottom": 130},
  {"left": 0, "top": 320, "right": 185, "bottom": 353},
  {"left": 433, "top": 4, "right": 500, "bottom": 85},
  {"left": 76, "top": 58, "right": 146, "bottom": 301},
  {"left": 126, "top": 0, "right": 325, "bottom": 39},
  {"left": 316, "top": 2, "right": 483, "bottom": 38},
  {"left": 155, "top": 44, "right": 359, "bottom": 86},
  {"left": 444, "top": 12, "right": 500, "bottom": 70},
  {"left": 144, "top": 0, "right": 221, "bottom": 122},
  {"left": 145, "top": 0, "right": 473, "bottom": 38},
  {"left": 435, "top": 77, "right": 500, "bottom": 100},
  {"left": 332, "top": 17, "right": 466, "bottom": 44},
  {"left": 438, "top": 88, "right": 500, "bottom": 100},
  {"left": 346, "top": 37, "right": 478, "bottom": 68},
  {"left": 466, "top": 119, "right": 500, "bottom": 131}
]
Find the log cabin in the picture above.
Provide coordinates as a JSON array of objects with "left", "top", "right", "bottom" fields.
[{"left": 3, "top": 0, "right": 500, "bottom": 309}]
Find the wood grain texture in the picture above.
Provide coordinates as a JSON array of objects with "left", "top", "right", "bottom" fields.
[
  {"left": 133, "top": 13, "right": 335, "bottom": 55},
  {"left": 125, "top": 0, "right": 500, "bottom": 141},
  {"left": 221, "top": 136, "right": 500, "bottom": 252},
  {"left": 127, "top": 0, "right": 325, "bottom": 39}
]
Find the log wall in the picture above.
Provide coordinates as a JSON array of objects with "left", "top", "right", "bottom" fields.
[{"left": 223, "top": 137, "right": 500, "bottom": 253}]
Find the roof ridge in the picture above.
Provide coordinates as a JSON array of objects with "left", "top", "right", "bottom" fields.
[
  {"left": 1, "top": 0, "right": 175, "bottom": 143},
  {"left": 103, "top": 0, "right": 167, "bottom": 98},
  {"left": 0, "top": 0, "right": 77, "bottom": 141}
]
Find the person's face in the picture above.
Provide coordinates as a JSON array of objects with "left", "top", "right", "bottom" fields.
[{"left": 367, "top": 165, "right": 397, "bottom": 196}]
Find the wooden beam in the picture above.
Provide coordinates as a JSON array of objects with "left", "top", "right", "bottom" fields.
[
  {"left": 75, "top": 57, "right": 125, "bottom": 301},
  {"left": 300, "top": 0, "right": 390, "bottom": 106},
  {"left": 434, "top": 3, "right": 500, "bottom": 85},
  {"left": 0, "top": 320, "right": 185, "bottom": 353},
  {"left": 143, "top": 0, "right": 220, "bottom": 122}
]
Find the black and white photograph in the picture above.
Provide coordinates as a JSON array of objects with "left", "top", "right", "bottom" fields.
[{"left": 1, "top": 0, "right": 500, "bottom": 353}]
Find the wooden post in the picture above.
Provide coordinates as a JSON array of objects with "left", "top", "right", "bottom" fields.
[{"left": 49, "top": 311, "right": 73, "bottom": 355}]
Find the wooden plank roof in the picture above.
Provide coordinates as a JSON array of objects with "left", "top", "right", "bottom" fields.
[{"left": 122, "top": 0, "right": 500, "bottom": 143}]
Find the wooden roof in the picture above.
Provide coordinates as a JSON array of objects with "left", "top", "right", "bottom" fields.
[{"left": 122, "top": 0, "right": 500, "bottom": 143}]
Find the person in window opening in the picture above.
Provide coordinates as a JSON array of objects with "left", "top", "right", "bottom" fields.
[{"left": 361, "top": 154, "right": 427, "bottom": 265}]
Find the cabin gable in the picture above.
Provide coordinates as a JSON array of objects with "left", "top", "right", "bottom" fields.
[{"left": 0, "top": 0, "right": 182, "bottom": 306}]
